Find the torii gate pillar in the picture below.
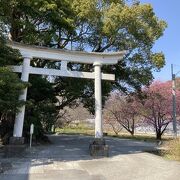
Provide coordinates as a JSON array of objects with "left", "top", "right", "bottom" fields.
[
  {"left": 94, "top": 62, "right": 103, "bottom": 138},
  {"left": 89, "top": 62, "right": 109, "bottom": 156},
  {"left": 10, "top": 56, "right": 31, "bottom": 144},
  {"left": 13, "top": 56, "right": 31, "bottom": 137}
]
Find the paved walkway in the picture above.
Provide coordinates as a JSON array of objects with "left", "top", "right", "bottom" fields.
[{"left": 0, "top": 134, "right": 180, "bottom": 180}]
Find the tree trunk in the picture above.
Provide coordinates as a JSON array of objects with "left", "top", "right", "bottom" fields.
[
  {"left": 131, "top": 120, "right": 135, "bottom": 136},
  {"left": 130, "top": 130, "right": 134, "bottom": 136},
  {"left": 156, "top": 131, "right": 162, "bottom": 140}
]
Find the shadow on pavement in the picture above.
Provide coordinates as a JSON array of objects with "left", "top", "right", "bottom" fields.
[
  {"left": 23, "top": 134, "right": 157, "bottom": 160},
  {"left": 0, "top": 134, "right": 158, "bottom": 180}
]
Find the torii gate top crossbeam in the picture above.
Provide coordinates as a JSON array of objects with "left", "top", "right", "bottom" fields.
[{"left": 8, "top": 42, "right": 126, "bottom": 65}]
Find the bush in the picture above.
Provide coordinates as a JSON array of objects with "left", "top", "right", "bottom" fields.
[{"left": 165, "top": 138, "right": 180, "bottom": 161}]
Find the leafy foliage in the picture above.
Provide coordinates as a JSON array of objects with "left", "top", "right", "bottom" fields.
[
  {"left": 0, "top": 67, "right": 25, "bottom": 113},
  {"left": 70, "top": 0, "right": 166, "bottom": 92},
  {"left": 0, "top": 36, "right": 21, "bottom": 65},
  {"left": 0, "top": 35, "right": 25, "bottom": 143},
  {"left": 24, "top": 75, "right": 58, "bottom": 139},
  {"left": 0, "top": 1, "right": 167, "bottom": 92},
  {"left": 0, "top": 0, "right": 75, "bottom": 45}
]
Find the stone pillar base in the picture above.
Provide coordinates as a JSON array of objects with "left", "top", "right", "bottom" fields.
[
  {"left": 4, "top": 137, "right": 26, "bottom": 157},
  {"left": 9, "top": 137, "right": 25, "bottom": 145},
  {"left": 89, "top": 138, "right": 109, "bottom": 157}
]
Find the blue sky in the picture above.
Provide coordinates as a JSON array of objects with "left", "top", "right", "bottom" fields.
[{"left": 140, "top": 0, "right": 180, "bottom": 81}]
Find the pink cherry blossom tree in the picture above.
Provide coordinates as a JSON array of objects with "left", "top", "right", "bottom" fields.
[
  {"left": 137, "top": 81, "right": 180, "bottom": 140},
  {"left": 104, "top": 92, "right": 139, "bottom": 136}
]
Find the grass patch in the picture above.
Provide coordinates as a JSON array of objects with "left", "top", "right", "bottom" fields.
[
  {"left": 55, "top": 125, "right": 173, "bottom": 143},
  {"left": 107, "top": 133, "right": 157, "bottom": 142},
  {"left": 145, "top": 138, "right": 180, "bottom": 161},
  {"left": 56, "top": 124, "right": 94, "bottom": 136},
  {"left": 163, "top": 138, "right": 180, "bottom": 161},
  {"left": 105, "top": 132, "right": 173, "bottom": 142}
]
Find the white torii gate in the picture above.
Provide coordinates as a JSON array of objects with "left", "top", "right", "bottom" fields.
[{"left": 8, "top": 42, "right": 125, "bottom": 141}]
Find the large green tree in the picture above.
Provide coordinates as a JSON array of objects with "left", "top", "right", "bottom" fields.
[
  {"left": 70, "top": 0, "right": 166, "bottom": 89},
  {"left": 0, "top": 35, "right": 26, "bottom": 142},
  {"left": 57, "top": 0, "right": 166, "bottom": 111},
  {"left": 0, "top": 0, "right": 75, "bottom": 138},
  {"left": 0, "top": 0, "right": 74, "bottom": 45}
]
